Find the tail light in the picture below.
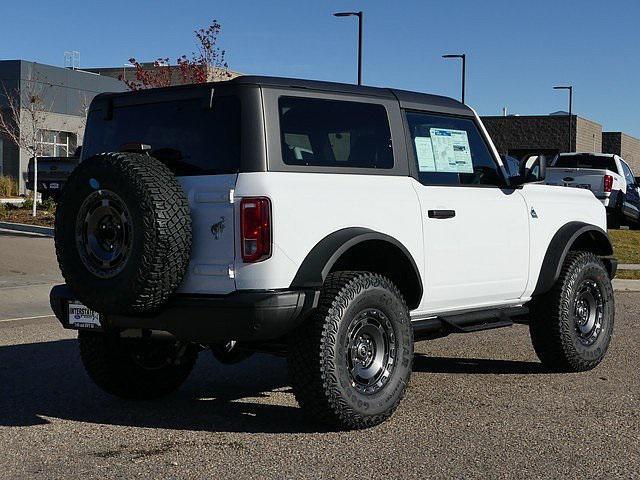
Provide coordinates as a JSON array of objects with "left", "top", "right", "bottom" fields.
[
  {"left": 604, "top": 175, "right": 613, "bottom": 193},
  {"left": 240, "top": 197, "right": 271, "bottom": 263}
]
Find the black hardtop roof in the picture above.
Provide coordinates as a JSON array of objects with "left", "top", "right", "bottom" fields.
[{"left": 93, "top": 75, "right": 474, "bottom": 117}]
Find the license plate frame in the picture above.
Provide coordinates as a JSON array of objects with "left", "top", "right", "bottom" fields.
[{"left": 67, "top": 301, "right": 102, "bottom": 330}]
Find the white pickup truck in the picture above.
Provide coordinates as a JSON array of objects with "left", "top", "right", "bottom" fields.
[{"left": 546, "top": 153, "right": 640, "bottom": 228}]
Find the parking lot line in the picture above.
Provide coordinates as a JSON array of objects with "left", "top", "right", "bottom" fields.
[{"left": 0, "top": 314, "right": 55, "bottom": 323}]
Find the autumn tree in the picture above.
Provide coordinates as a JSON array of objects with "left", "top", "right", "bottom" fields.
[{"left": 122, "top": 19, "right": 232, "bottom": 90}]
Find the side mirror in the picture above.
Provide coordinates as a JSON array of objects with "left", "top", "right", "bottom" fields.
[{"left": 514, "top": 154, "right": 547, "bottom": 185}]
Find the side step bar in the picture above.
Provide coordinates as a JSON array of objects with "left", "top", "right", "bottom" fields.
[{"left": 412, "top": 306, "right": 529, "bottom": 341}]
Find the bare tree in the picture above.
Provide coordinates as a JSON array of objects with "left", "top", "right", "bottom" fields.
[
  {"left": 0, "top": 75, "right": 51, "bottom": 216},
  {"left": 78, "top": 92, "right": 90, "bottom": 133}
]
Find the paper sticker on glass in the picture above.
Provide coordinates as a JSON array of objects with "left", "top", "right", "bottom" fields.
[
  {"left": 429, "top": 128, "right": 473, "bottom": 174},
  {"left": 414, "top": 136, "right": 436, "bottom": 172}
]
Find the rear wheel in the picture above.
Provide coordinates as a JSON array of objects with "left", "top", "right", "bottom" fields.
[
  {"left": 78, "top": 331, "right": 198, "bottom": 399},
  {"left": 288, "top": 272, "right": 413, "bottom": 430},
  {"left": 529, "top": 251, "right": 614, "bottom": 372}
]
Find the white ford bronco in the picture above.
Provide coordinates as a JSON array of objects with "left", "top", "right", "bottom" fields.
[{"left": 50, "top": 76, "right": 617, "bottom": 430}]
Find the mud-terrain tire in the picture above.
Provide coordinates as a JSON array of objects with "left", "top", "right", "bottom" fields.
[
  {"left": 78, "top": 331, "right": 198, "bottom": 399},
  {"left": 55, "top": 152, "right": 191, "bottom": 315},
  {"left": 288, "top": 271, "right": 413, "bottom": 430},
  {"left": 529, "top": 251, "right": 614, "bottom": 372}
]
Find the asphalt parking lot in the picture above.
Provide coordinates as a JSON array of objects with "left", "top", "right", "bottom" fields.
[{"left": 1, "top": 232, "right": 638, "bottom": 479}]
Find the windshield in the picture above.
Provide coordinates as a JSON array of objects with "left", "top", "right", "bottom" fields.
[
  {"left": 82, "top": 96, "right": 240, "bottom": 176},
  {"left": 553, "top": 154, "right": 617, "bottom": 171}
]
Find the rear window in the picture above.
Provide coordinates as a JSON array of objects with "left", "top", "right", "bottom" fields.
[
  {"left": 83, "top": 96, "right": 240, "bottom": 176},
  {"left": 553, "top": 154, "right": 617, "bottom": 171},
  {"left": 278, "top": 97, "right": 393, "bottom": 169}
]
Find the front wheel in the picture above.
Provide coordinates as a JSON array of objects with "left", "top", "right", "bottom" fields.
[
  {"left": 529, "top": 251, "right": 614, "bottom": 372},
  {"left": 79, "top": 331, "right": 198, "bottom": 399},
  {"left": 288, "top": 272, "right": 413, "bottom": 430}
]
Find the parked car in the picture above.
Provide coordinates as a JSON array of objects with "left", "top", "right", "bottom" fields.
[
  {"left": 546, "top": 153, "right": 640, "bottom": 228},
  {"left": 26, "top": 147, "right": 81, "bottom": 201},
  {"left": 50, "top": 76, "right": 616, "bottom": 430}
]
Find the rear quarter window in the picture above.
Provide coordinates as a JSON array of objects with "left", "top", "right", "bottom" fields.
[
  {"left": 278, "top": 97, "right": 393, "bottom": 169},
  {"left": 82, "top": 96, "right": 240, "bottom": 176}
]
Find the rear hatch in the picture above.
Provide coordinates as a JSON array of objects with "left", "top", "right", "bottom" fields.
[
  {"left": 82, "top": 88, "right": 242, "bottom": 294},
  {"left": 546, "top": 154, "right": 618, "bottom": 195}
]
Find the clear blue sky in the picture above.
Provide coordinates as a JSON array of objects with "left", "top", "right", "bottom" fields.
[{"left": 2, "top": 0, "right": 639, "bottom": 136}]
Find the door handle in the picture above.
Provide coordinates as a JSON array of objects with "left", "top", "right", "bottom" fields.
[{"left": 428, "top": 209, "right": 456, "bottom": 219}]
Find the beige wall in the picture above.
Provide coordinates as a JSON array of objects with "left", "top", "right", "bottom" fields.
[
  {"left": 621, "top": 133, "right": 640, "bottom": 174},
  {"left": 575, "top": 117, "right": 602, "bottom": 153}
]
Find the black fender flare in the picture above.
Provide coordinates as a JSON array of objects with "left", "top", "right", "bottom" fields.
[
  {"left": 290, "top": 227, "right": 423, "bottom": 304},
  {"left": 532, "top": 221, "right": 614, "bottom": 296}
]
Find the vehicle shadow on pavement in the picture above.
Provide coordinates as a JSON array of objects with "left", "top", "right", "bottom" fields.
[
  {"left": 413, "top": 354, "right": 547, "bottom": 375},
  {"left": 0, "top": 338, "right": 331, "bottom": 434}
]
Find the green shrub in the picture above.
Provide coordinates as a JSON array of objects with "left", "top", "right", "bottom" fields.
[
  {"left": 42, "top": 197, "right": 57, "bottom": 213},
  {"left": 22, "top": 196, "right": 34, "bottom": 211},
  {"left": 0, "top": 202, "right": 7, "bottom": 217},
  {"left": 0, "top": 175, "right": 18, "bottom": 197}
]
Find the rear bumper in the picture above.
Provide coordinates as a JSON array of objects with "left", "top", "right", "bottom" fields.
[{"left": 50, "top": 284, "right": 320, "bottom": 342}]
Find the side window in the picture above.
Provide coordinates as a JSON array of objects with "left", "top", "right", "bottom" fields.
[
  {"left": 279, "top": 97, "right": 393, "bottom": 169},
  {"left": 405, "top": 111, "right": 505, "bottom": 186}
]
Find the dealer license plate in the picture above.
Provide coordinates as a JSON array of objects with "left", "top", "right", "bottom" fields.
[{"left": 68, "top": 301, "right": 102, "bottom": 329}]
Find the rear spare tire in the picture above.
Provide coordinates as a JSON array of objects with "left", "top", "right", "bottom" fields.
[{"left": 55, "top": 152, "right": 191, "bottom": 314}]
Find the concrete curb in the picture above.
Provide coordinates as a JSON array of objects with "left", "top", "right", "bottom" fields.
[
  {"left": 619, "top": 264, "right": 640, "bottom": 270},
  {"left": 0, "top": 198, "right": 25, "bottom": 206},
  {"left": 613, "top": 279, "right": 640, "bottom": 292},
  {"left": 0, "top": 221, "right": 54, "bottom": 237}
]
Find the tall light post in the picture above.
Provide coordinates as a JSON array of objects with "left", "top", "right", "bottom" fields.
[
  {"left": 442, "top": 53, "right": 466, "bottom": 103},
  {"left": 554, "top": 85, "right": 573, "bottom": 152},
  {"left": 333, "top": 11, "right": 363, "bottom": 85}
]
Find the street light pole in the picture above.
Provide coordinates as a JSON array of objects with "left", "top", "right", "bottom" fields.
[
  {"left": 442, "top": 54, "right": 466, "bottom": 103},
  {"left": 334, "top": 11, "right": 363, "bottom": 85},
  {"left": 554, "top": 85, "right": 573, "bottom": 152}
]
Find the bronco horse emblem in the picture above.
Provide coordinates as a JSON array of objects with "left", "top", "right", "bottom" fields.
[{"left": 211, "top": 217, "right": 226, "bottom": 239}]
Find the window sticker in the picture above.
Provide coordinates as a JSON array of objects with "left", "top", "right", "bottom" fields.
[
  {"left": 429, "top": 128, "right": 473, "bottom": 173},
  {"left": 414, "top": 136, "right": 436, "bottom": 172}
]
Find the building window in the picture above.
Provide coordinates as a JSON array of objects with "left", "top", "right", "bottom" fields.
[{"left": 38, "top": 130, "right": 77, "bottom": 157}]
